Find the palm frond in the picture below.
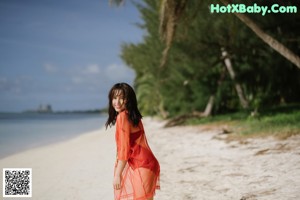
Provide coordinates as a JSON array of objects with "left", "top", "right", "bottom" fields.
[{"left": 109, "top": 0, "right": 124, "bottom": 6}]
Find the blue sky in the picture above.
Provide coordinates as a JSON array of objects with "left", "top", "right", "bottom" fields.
[{"left": 0, "top": 0, "right": 144, "bottom": 112}]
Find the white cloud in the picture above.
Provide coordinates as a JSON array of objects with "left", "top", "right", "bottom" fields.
[
  {"left": 44, "top": 63, "right": 58, "bottom": 73},
  {"left": 69, "top": 64, "right": 101, "bottom": 85},
  {"left": 0, "top": 77, "right": 8, "bottom": 84},
  {"left": 71, "top": 76, "right": 83, "bottom": 84},
  {"left": 104, "top": 63, "right": 135, "bottom": 82},
  {"left": 84, "top": 64, "right": 101, "bottom": 74},
  {"left": 0, "top": 76, "right": 33, "bottom": 94},
  {"left": 68, "top": 63, "right": 135, "bottom": 87}
]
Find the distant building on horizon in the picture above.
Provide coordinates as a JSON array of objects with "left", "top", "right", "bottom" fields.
[
  {"left": 37, "top": 104, "right": 53, "bottom": 113},
  {"left": 24, "top": 104, "right": 53, "bottom": 113}
]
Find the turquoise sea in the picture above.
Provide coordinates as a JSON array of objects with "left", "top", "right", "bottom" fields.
[{"left": 0, "top": 112, "right": 107, "bottom": 159}]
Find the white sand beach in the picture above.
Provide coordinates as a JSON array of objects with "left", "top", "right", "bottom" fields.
[{"left": 1, "top": 118, "right": 300, "bottom": 200}]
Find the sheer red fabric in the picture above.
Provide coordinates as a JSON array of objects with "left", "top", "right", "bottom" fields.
[{"left": 114, "top": 111, "right": 160, "bottom": 200}]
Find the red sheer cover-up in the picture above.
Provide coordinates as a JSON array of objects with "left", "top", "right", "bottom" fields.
[{"left": 114, "top": 111, "right": 160, "bottom": 200}]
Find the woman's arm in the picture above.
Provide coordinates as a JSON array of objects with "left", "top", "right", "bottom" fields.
[
  {"left": 113, "top": 160, "right": 127, "bottom": 190},
  {"left": 114, "top": 112, "right": 130, "bottom": 190}
]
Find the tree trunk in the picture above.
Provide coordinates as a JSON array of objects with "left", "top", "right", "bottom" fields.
[
  {"left": 222, "top": 49, "right": 249, "bottom": 109},
  {"left": 220, "top": 0, "right": 300, "bottom": 69},
  {"left": 159, "top": 0, "right": 188, "bottom": 68},
  {"left": 158, "top": 101, "right": 168, "bottom": 119},
  {"left": 113, "top": 0, "right": 300, "bottom": 69},
  {"left": 203, "top": 95, "right": 215, "bottom": 117}
]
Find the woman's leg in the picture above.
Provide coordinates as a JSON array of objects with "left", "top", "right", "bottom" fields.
[{"left": 133, "top": 168, "right": 156, "bottom": 199}]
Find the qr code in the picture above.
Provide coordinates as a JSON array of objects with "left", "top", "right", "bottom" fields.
[{"left": 3, "top": 168, "right": 32, "bottom": 197}]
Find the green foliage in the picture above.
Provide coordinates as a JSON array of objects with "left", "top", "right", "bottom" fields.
[
  {"left": 187, "top": 104, "right": 300, "bottom": 137},
  {"left": 120, "top": 0, "right": 300, "bottom": 118},
  {"left": 238, "top": 110, "right": 300, "bottom": 137}
]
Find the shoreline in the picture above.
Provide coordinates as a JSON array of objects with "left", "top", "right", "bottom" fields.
[
  {"left": 0, "top": 126, "right": 116, "bottom": 199},
  {"left": 0, "top": 126, "right": 105, "bottom": 160},
  {"left": 1, "top": 117, "right": 300, "bottom": 199},
  {"left": 0, "top": 113, "right": 106, "bottom": 159}
]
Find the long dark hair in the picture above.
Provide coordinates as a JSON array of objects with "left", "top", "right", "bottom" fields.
[{"left": 105, "top": 83, "right": 142, "bottom": 129}]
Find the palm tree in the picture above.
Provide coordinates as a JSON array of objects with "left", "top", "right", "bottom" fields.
[
  {"left": 159, "top": 0, "right": 300, "bottom": 69},
  {"left": 109, "top": 0, "right": 300, "bottom": 69}
]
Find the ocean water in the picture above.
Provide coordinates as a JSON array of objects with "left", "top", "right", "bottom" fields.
[{"left": 0, "top": 112, "right": 107, "bottom": 159}]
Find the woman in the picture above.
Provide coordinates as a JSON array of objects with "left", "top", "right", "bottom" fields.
[{"left": 105, "top": 83, "right": 160, "bottom": 200}]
